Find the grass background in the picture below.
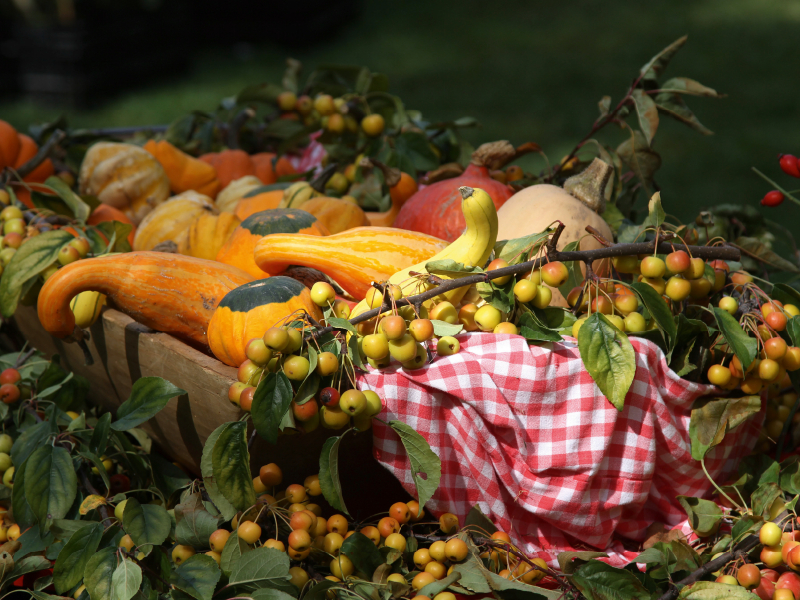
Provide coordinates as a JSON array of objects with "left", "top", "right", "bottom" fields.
[{"left": 2, "top": 0, "right": 799, "bottom": 230}]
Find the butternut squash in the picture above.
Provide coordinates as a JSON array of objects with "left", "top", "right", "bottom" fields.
[
  {"left": 37, "top": 252, "right": 253, "bottom": 347},
  {"left": 253, "top": 226, "right": 448, "bottom": 300}
]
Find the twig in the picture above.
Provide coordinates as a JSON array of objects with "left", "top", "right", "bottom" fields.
[
  {"left": 13, "top": 130, "right": 66, "bottom": 181},
  {"left": 14, "top": 348, "right": 35, "bottom": 368},
  {"left": 656, "top": 511, "right": 792, "bottom": 600},
  {"left": 306, "top": 224, "right": 741, "bottom": 341}
]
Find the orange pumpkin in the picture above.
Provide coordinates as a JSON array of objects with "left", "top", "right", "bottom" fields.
[
  {"left": 0, "top": 120, "right": 21, "bottom": 169},
  {"left": 0, "top": 120, "right": 54, "bottom": 184},
  {"left": 296, "top": 197, "right": 369, "bottom": 234},
  {"left": 143, "top": 139, "right": 220, "bottom": 197},
  {"left": 216, "top": 208, "right": 329, "bottom": 279},
  {"left": 199, "top": 150, "right": 255, "bottom": 190},
  {"left": 251, "top": 152, "right": 296, "bottom": 184}
]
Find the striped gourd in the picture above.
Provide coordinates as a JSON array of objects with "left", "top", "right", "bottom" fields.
[{"left": 253, "top": 226, "right": 448, "bottom": 300}]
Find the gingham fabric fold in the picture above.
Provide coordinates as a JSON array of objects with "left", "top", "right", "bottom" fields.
[{"left": 357, "top": 332, "right": 761, "bottom": 565}]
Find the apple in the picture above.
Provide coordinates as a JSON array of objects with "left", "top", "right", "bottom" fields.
[{"left": 777, "top": 572, "right": 800, "bottom": 600}]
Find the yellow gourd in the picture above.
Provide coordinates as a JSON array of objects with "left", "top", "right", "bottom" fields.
[
  {"left": 132, "top": 191, "right": 216, "bottom": 251},
  {"left": 215, "top": 176, "right": 264, "bottom": 213},
  {"left": 69, "top": 291, "right": 106, "bottom": 329}
]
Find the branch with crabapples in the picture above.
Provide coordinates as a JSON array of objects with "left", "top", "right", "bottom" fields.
[{"left": 307, "top": 222, "right": 741, "bottom": 340}]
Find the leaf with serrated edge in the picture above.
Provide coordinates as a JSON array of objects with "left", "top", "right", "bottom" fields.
[
  {"left": 201, "top": 424, "right": 237, "bottom": 521},
  {"left": 678, "top": 581, "right": 760, "bottom": 599},
  {"left": 53, "top": 522, "right": 103, "bottom": 593},
  {"left": 713, "top": 308, "right": 757, "bottom": 370},
  {"left": 220, "top": 530, "right": 250, "bottom": 577},
  {"left": 341, "top": 533, "right": 383, "bottom": 578},
  {"left": 319, "top": 435, "right": 348, "bottom": 515},
  {"left": 24, "top": 445, "right": 77, "bottom": 532},
  {"left": 228, "top": 547, "right": 291, "bottom": 587},
  {"left": 171, "top": 554, "right": 220, "bottom": 600},
  {"left": 630, "top": 282, "right": 676, "bottom": 347},
  {"left": 388, "top": 421, "right": 441, "bottom": 511},
  {"left": 211, "top": 422, "right": 256, "bottom": 512},
  {"left": 571, "top": 559, "right": 651, "bottom": 600},
  {"left": 251, "top": 372, "right": 294, "bottom": 444},
  {"left": 84, "top": 547, "right": 116, "bottom": 600},
  {"left": 677, "top": 496, "right": 723, "bottom": 537},
  {"left": 110, "top": 377, "right": 186, "bottom": 431},
  {"left": 431, "top": 320, "right": 463, "bottom": 337},
  {"left": 557, "top": 551, "right": 608, "bottom": 575},
  {"left": 122, "top": 497, "right": 171, "bottom": 553},
  {"left": 689, "top": 396, "right": 761, "bottom": 461},
  {"left": 632, "top": 90, "right": 659, "bottom": 146},
  {"left": 577, "top": 313, "right": 636, "bottom": 411},
  {"left": 111, "top": 558, "right": 142, "bottom": 600}
]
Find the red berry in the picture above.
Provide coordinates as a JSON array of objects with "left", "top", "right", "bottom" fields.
[
  {"left": 109, "top": 474, "right": 131, "bottom": 495},
  {"left": 761, "top": 190, "right": 785, "bottom": 207},
  {"left": 779, "top": 154, "right": 800, "bottom": 178},
  {"left": 0, "top": 383, "right": 20, "bottom": 405},
  {"left": 318, "top": 387, "right": 340, "bottom": 408},
  {"left": 0, "top": 368, "right": 20, "bottom": 385}
]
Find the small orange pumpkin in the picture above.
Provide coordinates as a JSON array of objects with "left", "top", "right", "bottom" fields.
[
  {"left": 215, "top": 208, "right": 329, "bottom": 278},
  {"left": 251, "top": 152, "right": 296, "bottom": 184}
]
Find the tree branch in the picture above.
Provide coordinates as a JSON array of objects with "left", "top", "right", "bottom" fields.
[{"left": 307, "top": 225, "right": 740, "bottom": 341}]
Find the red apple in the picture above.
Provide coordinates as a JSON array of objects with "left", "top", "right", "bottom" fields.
[
  {"left": 777, "top": 571, "right": 800, "bottom": 600},
  {"left": 755, "top": 573, "right": 777, "bottom": 600}
]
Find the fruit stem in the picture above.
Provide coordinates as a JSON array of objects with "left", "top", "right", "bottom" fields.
[
  {"left": 701, "top": 458, "right": 743, "bottom": 511},
  {"left": 752, "top": 167, "right": 800, "bottom": 207}
]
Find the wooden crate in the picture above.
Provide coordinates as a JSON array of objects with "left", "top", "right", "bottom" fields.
[{"left": 12, "top": 306, "right": 408, "bottom": 509}]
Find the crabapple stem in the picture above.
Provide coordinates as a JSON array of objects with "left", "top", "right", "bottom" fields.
[{"left": 752, "top": 167, "right": 800, "bottom": 207}]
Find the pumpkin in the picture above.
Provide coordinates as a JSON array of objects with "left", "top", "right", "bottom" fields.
[
  {"left": 79, "top": 142, "right": 171, "bottom": 224},
  {"left": 215, "top": 176, "right": 264, "bottom": 213},
  {"left": 0, "top": 120, "right": 54, "bottom": 183},
  {"left": 175, "top": 212, "right": 241, "bottom": 260},
  {"left": 143, "top": 139, "right": 220, "bottom": 198},
  {"left": 497, "top": 160, "right": 614, "bottom": 307},
  {"left": 199, "top": 149, "right": 254, "bottom": 190},
  {"left": 133, "top": 190, "right": 217, "bottom": 251},
  {"left": 37, "top": 252, "right": 254, "bottom": 347},
  {"left": 254, "top": 226, "right": 448, "bottom": 300},
  {"left": 0, "top": 120, "right": 21, "bottom": 169},
  {"left": 366, "top": 171, "right": 418, "bottom": 227},
  {"left": 251, "top": 152, "right": 296, "bottom": 184},
  {"left": 393, "top": 141, "right": 515, "bottom": 242},
  {"left": 87, "top": 204, "right": 137, "bottom": 246},
  {"left": 233, "top": 183, "right": 291, "bottom": 221},
  {"left": 216, "top": 208, "right": 329, "bottom": 279},
  {"left": 299, "top": 197, "right": 369, "bottom": 234},
  {"left": 207, "top": 276, "right": 323, "bottom": 366}
]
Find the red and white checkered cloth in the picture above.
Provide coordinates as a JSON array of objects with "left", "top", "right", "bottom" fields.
[{"left": 357, "top": 333, "right": 762, "bottom": 566}]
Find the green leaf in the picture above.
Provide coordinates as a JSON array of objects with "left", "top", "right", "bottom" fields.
[
  {"left": 712, "top": 308, "right": 757, "bottom": 370},
  {"left": 89, "top": 413, "right": 112, "bottom": 456},
  {"left": 122, "top": 497, "right": 171, "bottom": 554},
  {"left": 484, "top": 570, "right": 558, "bottom": 600},
  {"left": 751, "top": 482, "right": 782, "bottom": 519},
  {"left": 533, "top": 307, "right": 576, "bottom": 335},
  {"left": 92, "top": 220, "right": 133, "bottom": 254},
  {"left": 212, "top": 421, "right": 256, "bottom": 512},
  {"left": 518, "top": 311, "right": 562, "bottom": 343},
  {"left": 577, "top": 313, "right": 636, "bottom": 411},
  {"left": 172, "top": 554, "right": 220, "bottom": 600},
  {"left": 659, "top": 77, "right": 722, "bottom": 98},
  {"left": 616, "top": 133, "right": 661, "bottom": 189},
  {"left": 346, "top": 334, "right": 365, "bottom": 370},
  {"left": 44, "top": 176, "right": 91, "bottom": 222},
  {"left": 201, "top": 424, "right": 237, "bottom": 522},
  {"left": 493, "top": 232, "right": 551, "bottom": 265},
  {"left": 395, "top": 131, "right": 439, "bottom": 174},
  {"left": 769, "top": 283, "right": 800, "bottom": 308},
  {"left": 571, "top": 559, "right": 652, "bottom": 600},
  {"left": 389, "top": 420, "right": 441, "bottom": 512},
  {"left": 418, "top": 572, "right": 462, "bottom": 598},
  {"left": 689, "top": 396, "right": 761, "bottom": 460},
  {"left": 731, "top": 514, "right": 761, "bottom": 543},
  {"left": 477, "top": 280, "right": 515, "bottom": 314},
  {"left": 251, "top": 372, "right": 294, "bottom": 445},
  {"left": 340, "top": 533, "right": 383, "bottom": 578},
  {"left": 326, "top": 317, "right": 357, "bottom": 335},
  {"left": 677, "top": 496, "right": 723, "bottom": 537},
  {"left": 175, "top": 502, "right": 220, "bottom": 550},
  {"left": 24, "top": 445, "right": 77, "bottom": 532},
  {"left": 7, "top": 555, "right": 52, "bottom": 585},
  {"left": 53, "top": 522, "right": 103, "bottom": 593},
  {"left": 631, "top": 90, "right": 659, "bottom": 146},
  {"left": 556, "top": 240, "right": 582, "bottom": 301},
  {"left": 15, "top": 523, "right": 53, "bottom": 561},
  {"left": 678, "top": 581, "right": 760, "bottom": 599},
  {"left": 319, "top": 434, "right": 348, "bottom": 516},
  {"left": 557, "top": 551, "right": 609, "bottom": 575},
  {"left": 425, "top": 260, "right": 483, "bottom": 277},
  {"left": 629, "top": 282, "right": 676, "bottom": 346},
  {"left": 640, "top": 35, "right": 688, "bottom": 84},
  {"left": 83, "top": 547, "right": 116, "bottom": 600},
  {"left": 655, "top": 90, "right": 714, "bottom": 135},
  {"left": 110, "top": 377, "right": 186, "bottom": 431},
  {"left": 733, "top": 237, "right": 799, "bottom": 273},
  {"left": 228, "top": 547, "right": 291, "bottom": 588},
  {"left": 220, "top": 531, "right": 250, "bottom": 578},
  {"left": 464, "top": 505, "right": 497, "bottom": 535},
  {"left": 12, "top": 420, "right": 52, "bottom": 467},
  {"left": 111, "top": 558, "right": 142, "bottom": 600},
  {"left": 431, "top": 320, "right": 464, "bottom": 337},
  {"left": 0, "top": 230, "right": 72, "bottom": 317}
]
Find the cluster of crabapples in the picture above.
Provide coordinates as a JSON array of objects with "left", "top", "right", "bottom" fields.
[
  {"left": 158, "top": 461, "right": 550, "bottom": 594},
  {"left": 710, "top": 521, "right": 800, "bottom": 600},
  {"left": 0, "top": 193, "right": 92, "bottom": 277}
]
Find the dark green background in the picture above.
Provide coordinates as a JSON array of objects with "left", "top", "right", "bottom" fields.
[{"left": 2, "top": 0, "right": 799, "bottom": 230}]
